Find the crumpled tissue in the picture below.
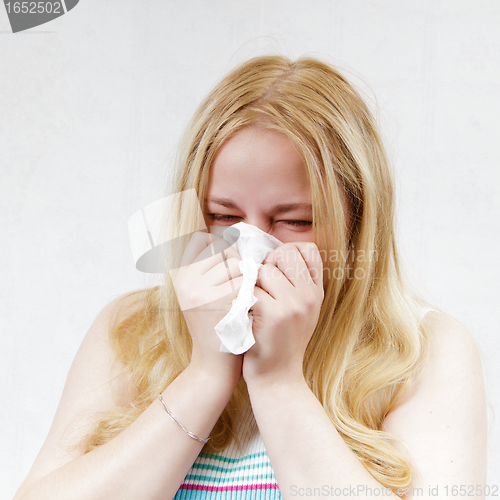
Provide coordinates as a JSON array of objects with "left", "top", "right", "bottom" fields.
[{"left": 214, "top": 222, "right": 282, "bottom": 355}]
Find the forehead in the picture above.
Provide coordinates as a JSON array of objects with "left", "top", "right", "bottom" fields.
[{"left": 206, "top": 126, "right": 311, "bottom": 201}]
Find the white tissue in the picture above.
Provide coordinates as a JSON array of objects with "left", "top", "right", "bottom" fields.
[{"left": 214, "top": 222, "right": 282, "bottom": 355}]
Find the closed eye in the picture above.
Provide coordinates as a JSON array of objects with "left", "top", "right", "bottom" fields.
[
  {"left": 207, "top": 214, "right": 312, "bottom": 227},
  {"left": 284, "top": 220, "right": 313, "bottom": 227},
  {"left": 208, "top": 214, "right": 239, "bottom": 222}
]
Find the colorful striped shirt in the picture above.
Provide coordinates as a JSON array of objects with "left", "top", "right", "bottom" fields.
[
  {"left": 174, "top": 307, "right": 436, "bottom": 499},
  {"left": 174, "top": 403, "right": 281, "bottom": 500}
]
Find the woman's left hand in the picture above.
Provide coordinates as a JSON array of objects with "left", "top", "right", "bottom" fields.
[{"left": 242, "top": 242, "right": 324, "bottom": 387}]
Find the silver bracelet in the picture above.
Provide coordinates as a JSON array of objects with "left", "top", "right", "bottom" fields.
[{"left": 157, "top": 393, "right": 210, "bottom": 444}]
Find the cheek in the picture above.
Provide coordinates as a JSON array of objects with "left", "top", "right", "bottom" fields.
[{"left": 273, "top": 227, "right": 315, "bottom": 244}]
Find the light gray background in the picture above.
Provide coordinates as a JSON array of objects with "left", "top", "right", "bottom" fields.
[{"left": 1, "top": 1, "right": 499, "bottom": 497}]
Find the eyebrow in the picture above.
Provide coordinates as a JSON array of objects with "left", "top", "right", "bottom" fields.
[{"left": 205, "top": 197, "right": 312, "bottom": 215}]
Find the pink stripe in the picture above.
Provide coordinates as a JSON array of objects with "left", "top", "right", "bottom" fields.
[{"left": 179, "top": 483, "right": 279, "bottom": 492}]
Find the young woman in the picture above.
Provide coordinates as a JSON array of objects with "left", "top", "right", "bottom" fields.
[{"left": 14, "top": 55, "right": 487, "bottom": 500}]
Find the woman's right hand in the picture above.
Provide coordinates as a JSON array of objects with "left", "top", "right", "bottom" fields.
[{"left": 171, "top": 230, "right": 244, "bottom": 387}]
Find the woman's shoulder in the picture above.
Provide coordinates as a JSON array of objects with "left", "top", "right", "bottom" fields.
[
  {"left": 416, "top": 308, "right": 485, "bottom": 391},
  {"left": 65, "top": 288, "right": 154, "bottom": 406},
  {"left": 104, "top": 288, "right": 154, "bottom": 324},
  {"left": 15, "top": 289, "right": 155, "bottom": 488},
  {"left": 94, "top": 288, "right": 155, "bottom": 392},
  {"left": 381, "top": 308, "right": 487, "bottom": 485},
  {"left": 385, "top": 307, "right": 485, "bottom": 420},
  {"left": 420, "top": 309, "right": 482, "bottom": 359},
  {"left": 55, "top": 287, "right": 154, "bottom": 420},
  {"left": 81, "top": 289, "right": 152, "bottom": 362}
]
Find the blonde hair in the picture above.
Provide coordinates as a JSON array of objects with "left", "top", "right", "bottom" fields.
[{"left": 76, "top": 55, "right": 434, "bottom": 492}]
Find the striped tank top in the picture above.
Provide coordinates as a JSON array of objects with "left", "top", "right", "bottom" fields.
[
  {"left": 174, "top": 402, "right": 280, "bottom": 500},
  {"left": 174, "top": 307, "right": 436, "bottom": 499}
]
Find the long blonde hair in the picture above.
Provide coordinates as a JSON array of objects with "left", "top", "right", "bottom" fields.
[{"left": 76, "top": 55, "right": 433, "bottom": 492}]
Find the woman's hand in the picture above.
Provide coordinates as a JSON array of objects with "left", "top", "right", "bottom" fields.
[
  {"left": 242, "top": 242, "right": 324, "bottom": 387},
  {"left": 172, "top": 231, "right": 244, "bottom": 388}
]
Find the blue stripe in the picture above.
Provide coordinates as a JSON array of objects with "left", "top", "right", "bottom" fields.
[{"left": 184, "top": 472, "right": 276, "bottom": 483}]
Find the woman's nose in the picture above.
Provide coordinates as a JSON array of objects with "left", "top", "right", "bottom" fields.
[{"left": 243, "top": 218, "right": 272, "bottom": 235}]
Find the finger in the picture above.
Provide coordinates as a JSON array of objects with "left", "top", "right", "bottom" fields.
[
  {"left": 290, "top": 242, "right": 324, "bottom": 288},
  {"left": 264, "top": 243, "right": 313, "bottom": 288},
  {"left": 180, "top": 232, "right": 239, "bottom": 273},
  {"left": 256, "top": 262, "right": 293, "bottom": 300},
  {"left": 204, "top": 257, "right": 243, "bottom": 286},
  {"left": 249, "top": 285, "right": 274, "bottom": 315},
  {"left": 177, "top": 273, "right": 244, "bottom": 312},
  {"left": 192, "top": 233, "right": 233, "bottom": 264},
  {"left": 179, "top": 231, "right": 214, "bottom": 267},
  {"left": 213, "top": 275, "right": 244, "bottom": 301},
  {"left": 193, "top": 243, "right": 241, "bottom": 276}
]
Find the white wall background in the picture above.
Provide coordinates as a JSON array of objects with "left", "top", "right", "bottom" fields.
[{"left": 1, "top": 0, "right": 499, "bottom": 497}]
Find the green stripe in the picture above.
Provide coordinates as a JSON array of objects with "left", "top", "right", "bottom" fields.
[
  {"left": 197, "top": 451, "right": 268, "bottom": 464},
  {"left": 191, "top": 460, "right": 272, "bottom": 473}
]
